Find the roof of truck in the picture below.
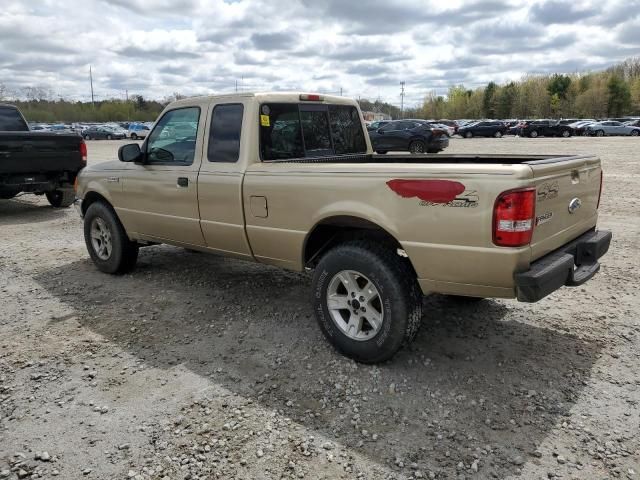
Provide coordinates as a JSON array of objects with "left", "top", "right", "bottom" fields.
[{"left": 168, "top": 92, "right": 356, "bottom": 108}]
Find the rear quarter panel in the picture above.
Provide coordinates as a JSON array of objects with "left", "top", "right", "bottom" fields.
[{"left": 243, "top": 162, "right": 536, "bottom": 296}]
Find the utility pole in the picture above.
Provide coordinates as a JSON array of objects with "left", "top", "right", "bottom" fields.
[
  {"left": 340, "top": 87, "right": 343, "bottom": 96},
  {"left": 89, "top": 65, "right": 95, "bottom": 107},
  {"left": 400, "top": 81, "right": 405, "bottom": 119}
]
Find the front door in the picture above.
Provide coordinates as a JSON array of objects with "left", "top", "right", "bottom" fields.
[{"left": 119, "top": 106, "right": 206, "bottom": 246}]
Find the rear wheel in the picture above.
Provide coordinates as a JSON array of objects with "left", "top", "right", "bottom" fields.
[
  {"left": 84, "top": 134, "right": 91, "bottom": 140},
  {"left": 464, "top": 131, "right": 473, "bottom": 138},
  {"left": 130, "top": 133, "right": 138, "bottom": 140},
  {"left": 529, "top": 130, "right": 539, "bottom": 138},
  {"left": 562, "top": 130, "right": 571, "bottom": 137},
  {"left": 596, "top": 130, "right": 605, "bottom": 137},
  {"left": 84, "top": 202, "right": 138, "bottom": 274},
  {"left": 376, "top": 150, "right": 388, "bottom": 154},
  {"left": 494, "top": 131, "right": 503, "bottom": 138},
  {"left": 631, "top": 130, "right": 639, "bottom": 137},
  {"left": 106, "top": 134, "right": 112, "bottom": 140},
  {"left": 46, "top": 189, "right": 75, "bottom": 208},
  {"left": 409, "top": 140, "right": 425, "bottom": 154},
  {"left": 312, "top": 240, "right": 423, "bottom": 363}
]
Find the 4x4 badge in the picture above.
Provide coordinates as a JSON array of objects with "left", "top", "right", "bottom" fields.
[{"left": 568, "top": 198, "right": 582, "bottom": 214}]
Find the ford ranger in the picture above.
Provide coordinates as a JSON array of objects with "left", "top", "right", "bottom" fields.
[
  {"left": 0, "top": 104, "right": 86, "bottom": 207},
  {"left": 74, "top": 93, "right": 611, "bottom": 363}
]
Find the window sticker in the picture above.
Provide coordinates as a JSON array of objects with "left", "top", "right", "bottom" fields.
[{"left": 260, "top": 114, "right": 270, "bottom": 127}]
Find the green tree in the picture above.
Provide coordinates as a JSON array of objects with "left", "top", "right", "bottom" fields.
[
  {"left": 607, "top": 75, "right": 632, "bottom": 116},
  {"left": 547, "top": 74, "right": 572, "bottom": 99},
  {"left": 482, "top": 82, "right": 497, "bottom": 118}
]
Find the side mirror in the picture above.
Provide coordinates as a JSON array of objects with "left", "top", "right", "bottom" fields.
[
  {"left": 377, "top": 128, "right": 384, "bottom": 134},
  {"left": 118, "top": 143, "right": 142, "bottom": 163}
]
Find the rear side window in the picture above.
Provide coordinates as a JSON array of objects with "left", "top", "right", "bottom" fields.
[
  {"left": 208, "top": 104, "right": 244, "bottom": 163},
  {"left": 0, "top": 107, "right": 28, "bottom": 131},
  {"left": 260, "top": 103, "right": 366, "bottom": 160}
]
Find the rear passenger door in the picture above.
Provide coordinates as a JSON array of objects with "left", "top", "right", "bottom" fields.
[{"left": 197, "top": 101, "right": 253, "bottom": 259}]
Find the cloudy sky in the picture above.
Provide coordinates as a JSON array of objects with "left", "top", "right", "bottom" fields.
[{"left": 1, "top": 0, "right": 639, "bottom": 107}]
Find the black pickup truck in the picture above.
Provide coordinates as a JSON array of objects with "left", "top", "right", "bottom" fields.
[{"left": 0, "top": 104, "right": 86, "bottom": 207}]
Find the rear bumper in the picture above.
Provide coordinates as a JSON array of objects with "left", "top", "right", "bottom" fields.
[{"left": 515, "top": 229, "right": 612, "bottom": 302}]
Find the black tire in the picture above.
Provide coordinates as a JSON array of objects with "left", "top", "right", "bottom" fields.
[
  {"left": 131, "top": 133, "right": 138, "bottom": 140},
  {"left": 106, "top": 134, "right": 112, "bottom": 140},
  {"left": 631, "top": 130, "right": 639, "bottom": 137},
  {"left": 409, "top": 140, "right": 425, "bottom": 154},
  {"left": 312, "top": 240, "right": 423, "bottom": 363},
  {"left": 83, "top": 202, "right": 139, "bottom": 274},
  {"left": 596, "top": 130, "right": 605, "bottom": 137},
  {"left": 464, "top": 131, "right": 473, "bottom": 138},
  {"left": 46, "top": 189, "right": 75, "bottom": 208},
  {"left": 529, "top": 130, "right": 539, "bottom": 138},
  {"left": 375, "top": 150, "right": 387, "bottom": 154},
  {"left": 84, "top": 134, "right": 91, "bottom": 140},
  {"left": 494, "top": 131, "right": 503, "bottom": 138},
  {"left": 562, "top": 130, "right": 571, "bottom": 138}
]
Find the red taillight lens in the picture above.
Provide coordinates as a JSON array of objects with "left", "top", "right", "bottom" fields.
[
  {"left": 80, "top": 140, "right": 88, "bottom": 164},
  {"left": 493, "top": 188, "right": 536, "bottom": 247},
  {"left": 597, "top": 170, "right": 603, "bottom": 209}
]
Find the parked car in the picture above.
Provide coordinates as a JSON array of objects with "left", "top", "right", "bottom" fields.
[
  {"left": 428, "top": 122, "right": 455, "bottom": 137},
  {"left": 586, "top": 121, "right": 640, "bottom": 137},
  {"left": 82, "top": 126, "right": 126, "bottom": 140},
  {"left": 0, "top": 104, "right": 86, "bottom": 207},
  {"left": 623, "top": 120, "right": 640, "bottom": 128},
  {"left": 435, "top": 119, "right": 458, "bottom": 134},
  {"left": 128, "top": 123, "right": 150, "bottom": 139},
  {"left": 74, "top": 92, "right": 610, "bottom": 363},
  {"left": 457, "top": 121, "right": 507, "bottom": 138},
  {"left": 519, "top": 120, "right": 573, "bottom": 138},
  {"left": 369, "top": 119, "right": 449, "bottom": 153},
  {"left": 366, "top": 120, "right": 391, "bottom": 132},
  {"left": 568, "top": 120, "right": 596, "bottom": 136}
]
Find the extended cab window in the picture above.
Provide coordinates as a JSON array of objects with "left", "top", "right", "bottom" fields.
[
  {"left": 260, "top": 103, "right": 366, "bottom": 160},
  {"left": 0, "top": 107, "right": 28, "bottom": 131},
  {"left": 208, "top": 104, "right": 243, "bottom": 163},
  {"left": 146, "top": 107, "right": 200, "bottom": 165}
]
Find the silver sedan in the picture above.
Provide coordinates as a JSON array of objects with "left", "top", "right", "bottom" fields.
[{"left": 586, "top": 121, "right": 640, "bottom": 137}]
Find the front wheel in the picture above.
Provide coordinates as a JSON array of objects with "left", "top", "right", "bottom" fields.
[
  {"left": 84, "top": 202, "right": 139, "bottom": 274},
  {"left": 409, "top": 140, "right": 425, "bottom": 154},
  {"left": 46, "top": 189, "right": 75, "bottom": 208},
  {"left": 464, "top": 131, "right": 473, "bottom": 138},
  {"left": 312, "top": 241, "right": 423, "bottom": 363},
  {"left": 529, "top": 130, "right": 539, "bottom": 138},
  {"left": 106, "top": 134, "right": 112, "bottom": 140},
  {"left": 596, "top": 130, "right": 605, "bottom": 137},
  {"left": 84, "top": 134, "right": 91, "bottom": 140},
  {"left": 130, "top": 133, "right": 138, "bottom": 140},
  {"left": 562, "top": 130, "right": 571, "bottom": 137},
  {"left": 494, "top": 131, "right": 503, "bottom": 138}
]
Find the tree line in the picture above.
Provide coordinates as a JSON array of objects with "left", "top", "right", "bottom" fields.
[{"left": 421, "top": 57, "right": 640, "bottom": 120}]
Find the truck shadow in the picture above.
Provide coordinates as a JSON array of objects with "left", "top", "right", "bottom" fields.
[
  {"left": 0, "top": 198, "right": 65, "bottom": 225},
  {"left": 34, "top": 245, "right": 601, "bottom": 478}
]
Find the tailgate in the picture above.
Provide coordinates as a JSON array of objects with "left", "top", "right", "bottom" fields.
[
  {"left": 529, "top": 156, "right": 601, "bottom": 260},
  {"left": 0, "top": 132, "right": 84, "bottom": 174}
]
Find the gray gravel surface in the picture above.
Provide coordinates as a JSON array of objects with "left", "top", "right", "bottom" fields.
[{"left": 0, "top": 137, "right": 638, "bottom": 479}]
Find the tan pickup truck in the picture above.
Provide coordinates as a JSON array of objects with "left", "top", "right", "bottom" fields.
[{"left": 74, "top": 92, "right": 611, "bottom": 363}]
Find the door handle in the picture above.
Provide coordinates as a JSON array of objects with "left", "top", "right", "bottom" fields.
[{"left": 177, "top": 177, "right": 189, "bottom": 188}]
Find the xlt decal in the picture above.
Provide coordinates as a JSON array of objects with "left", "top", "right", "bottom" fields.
[
  {"left": 538, "top": 181, "right": 559, "bottom": 201},
  {"left": 386, "top": 179, "right": 466, "bottom": 203}
]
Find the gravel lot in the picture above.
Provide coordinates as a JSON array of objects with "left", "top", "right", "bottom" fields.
[{"left": 1, "top": 137, "right": 638, "bottom": 480}]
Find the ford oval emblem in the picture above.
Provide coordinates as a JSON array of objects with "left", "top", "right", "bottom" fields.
[{"left": 568, "top": 197, "right": 582, "bottom": 214}]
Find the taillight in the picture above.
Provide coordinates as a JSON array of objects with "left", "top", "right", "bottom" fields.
[
  {"left": 80, "top": 140, "right": 88, "bottom": 164},
  {"left": 493, "top": 188, "right": 536, "bottom": 247},
  {"left": 597, "top": 170, "right": 603, "bottom": 209}
]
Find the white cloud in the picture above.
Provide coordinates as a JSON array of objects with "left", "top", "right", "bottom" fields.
[{"left": 0, "top": 0, "right": 637, "bottom": 107}]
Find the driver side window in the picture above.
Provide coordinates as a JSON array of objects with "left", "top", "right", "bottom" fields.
[{"left": 146, "top": 107, "right": 200, "bottom": 165}]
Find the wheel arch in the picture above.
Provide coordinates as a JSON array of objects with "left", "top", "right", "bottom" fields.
[
  {"left": 81, "top": 190, "right": 113, "bottom": 216},
  {"left": 303, "top": 215, "right": 417, "bottom": 277}
]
